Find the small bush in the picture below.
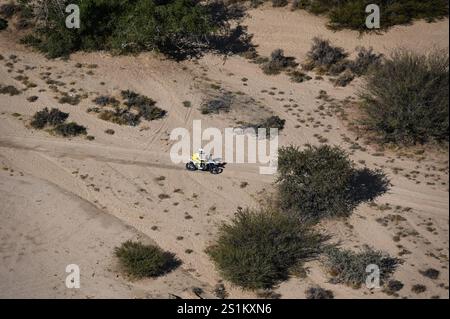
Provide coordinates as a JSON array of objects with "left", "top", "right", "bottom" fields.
[
  {"left": 93, "top": 95, "right": 119, "bottom": 107},
  {"left": 383, "top": 279, "right": 404, "bottom": 295},
  {"left": 419, "top": 268, "right": 440, "bottom": 280},
  {"left": 207, "top": 208, "right": 323, "bottom": 290},
  {"left": 360, "top": 49, "right": 449, "bottom": 144},
  {"left": 30, "top": 107, "right": 69, "bottom": 129},
  {"left": 325, "top": 246, "right": 399, "bottom": 288},
  {"left": 0, "top": 2, "right": 19, "bottom": 19},
  {"left": 411, "top": 284, "right": 427, "bottom": 294},
  {"left": 115, "top": 241, "right": 181, "bottom": 278},
  {"left": 334, "top": 70, "right": 355, "bottom": 87},
  {"left": 0, "top": 84, "right": 20, "bottom": 96},
  {"left": 277, "top": 145, "right": 389, "bottom": 221},
  {"left": 262, "top": 49, "right": 298, "bottom": 75},
  {"left": 121, "top": 90, "right": 166, "bottom": 121},
  {"left": 305, "top": 286, "right": 334, "bottom": 299},
  {"left": 54, "top": 122, "right": 87, "bottom": 137},
  {"left": 289, "top": 70, "right": 312, "bottom": 83},
  {"left": 201, "top": 94, "right": 233, "bottom": 114},
  {"left": 350, "top": 47, "right": 383, "bottom": 76},
  {"left": 306, "top": 37, "right": 348, "bottom": 71}
]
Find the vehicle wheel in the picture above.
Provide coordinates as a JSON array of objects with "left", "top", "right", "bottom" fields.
[
  {"left": 186, "top": 162, "right": 197, "bottom": 171},
  {"left": 210, "top": 167, "right": 223, "bottom": 175}
]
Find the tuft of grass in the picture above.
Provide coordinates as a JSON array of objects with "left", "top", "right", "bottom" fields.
[
  {"left": 115, "top": 241, "right": 180, "bottom": 278},
  {"left": 207, "top": 207, "right": 324, "bottom": 290},
  {"left": 325, "top": 246, "right": 399, "bottom": 288}
]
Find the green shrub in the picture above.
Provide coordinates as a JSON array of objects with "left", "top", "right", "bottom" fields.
[
  {"left": 207, "top": 208, "right": 323, "bottom": 290},
  {"left": 30, "top": 107, "right": 69, "bottom": 129},
  {"left": 115, "top": 241, "right": 181, "bottom": 278},
  {"left": 54, "top": 122, "right": 87, "bottom": 137},
  {"left": 360, "top": 49, "right": 449, "bottom": 145},
  {"left": 325, "top": 246, "right": 399, "bottom": 288},
  {"left": 19, "top": 0, "right": 247, "bottom": 59},
  {"left": 272, "top": 0, "right": 288, "bottom": 7},
  {"left": 277, "top": 145, "right": 389, "bottom": 221},
  {"left": 295, "top": 0, "right": 449, "bottom": 31}
]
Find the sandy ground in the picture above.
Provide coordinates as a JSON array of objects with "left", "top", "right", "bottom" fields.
[{"left": 0, "top": 4, "right": 448, "bottom": 299}]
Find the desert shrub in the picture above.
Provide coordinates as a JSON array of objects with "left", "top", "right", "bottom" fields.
[
  {"left": 277, "top": 145, "right": 389, "bottom": 221},
  {"left": 349, "top": 47, "right": 383, "bottom": 76},
  {"left": 360, "top": 49, "right": 449, "bottom": 145},
  {"left": 201, "top": 94, "right": 233, "bottom": 114},
  {"left": 54, "top": 122, "right": 87, "bottom": 137},
  {"left": 0, "top": 17, "right": 7, "bottom": 30},
  {"left": 334, "top": 70, "right": 355, "bottom": 87},
  {"left": 93, "top": 95, "right": 119, "bottom": 107},
  {"left": 121, "top": 90, "right": 167, "bottom": 121},
  {"left": 0, "top": 84, "right": 20, "bottom": 95},
  {"left": 115, "top": 241, "right": 181, "bottom": 278},
  {"left": 207, "top": 208, "right": 323, "bottom": 290},
  {"left": 419, "top": 268, "right": 440, "bottom": 280},
  {"left": 98, "top": 109, "right": 141, "bottom": 126},
  {"left": 306, "top": 37, "right": 348, "bottom": 71},
  {"left": 262, "top": 49, "right": 298, "bottom": 75},
  {"left": 305, "top": 286, "right": 334, "bottom": 299},
  {"left": 289, "top": 70, "right": 312, "bottom": 83},
  {"left": 383, "top": 279, "right": 404, "bottom": 295},
  {"left": 30, "top": 107, "right": 69, "bottom": 129},
  {"left": 295, "top": 0, "right": 449, "bottom": 31},
  {"left": 58, "top": 94, "right": 81, "bottom": 105},
  {"left": 325, "top": 246, "right": 399, "bottom": 288},
  {"left": 19, "top": 0, "right": 248, "bottom": 59}
]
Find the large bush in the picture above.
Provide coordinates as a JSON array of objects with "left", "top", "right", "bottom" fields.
[
  {"left": 207, "top": 208, "right": 323, "bottom": 290},
  {"left": 293, "top": 0, "right": 449, "bottom": 31},
  {"left": 360, "top": 49, "right": 449, "bottom": 145},
  {"left": 19, "top": 0, "right": 248, "bottom": 59},
  {"left": 115, "top": 241, "right": 181, "bottom": 278},
  {"left": 277, "top": 145, "right": 389, "bottom": 221}
]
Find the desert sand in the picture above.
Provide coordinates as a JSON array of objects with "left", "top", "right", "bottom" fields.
[{"left": 0, "top": 4, "right": 448, "bottom": 299}]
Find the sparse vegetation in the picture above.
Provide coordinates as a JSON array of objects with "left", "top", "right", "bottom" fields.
[
  {"left": 115, "top": 241, "right": 181, "bottom": 278},
  {"left": 304, "top": 38, "right": 348, "bottom": 72},
  {"left": 207, "top": 208, "right": 323, "bottom": 290},
  {"left": 411, "top": 284, "right": 427, "bottom": 294},
  {"left": 360, "top": 49, "right": 449, "bottom": 145},
  {"left": 277, "top": 145, "right": 389, "bottom": 222},
  {"left": 419, "top": 268, "right": 440, "bottom": 280},
  {"left": 325, "top": 246, "right": 399, "bottom": 288}
]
